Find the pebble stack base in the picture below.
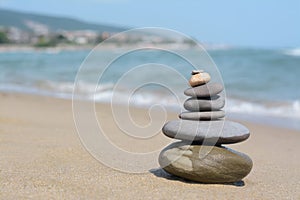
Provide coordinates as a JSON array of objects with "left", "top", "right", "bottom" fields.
[{"left": 159, "top": 142, "right": 253, "bottom": 183}]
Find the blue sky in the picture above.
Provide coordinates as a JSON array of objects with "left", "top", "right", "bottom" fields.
[{"left": 0, "top": 0, "right": 299, "bottom": 47}]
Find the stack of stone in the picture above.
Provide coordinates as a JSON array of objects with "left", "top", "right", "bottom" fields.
[{"left": 158, "top": 70, "right": 253, "bottom": 183}]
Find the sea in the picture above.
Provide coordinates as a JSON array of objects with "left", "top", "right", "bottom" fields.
[{"left": 0, "top": 46, "right": 299, "bottom": 130}]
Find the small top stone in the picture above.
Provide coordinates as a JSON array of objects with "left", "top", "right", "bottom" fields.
[
  {"left": 191, "top": 70, "right": 204, "bottom": 75},
  {"left": 189, "top": 72, "right": 211, "bottom": 87}
]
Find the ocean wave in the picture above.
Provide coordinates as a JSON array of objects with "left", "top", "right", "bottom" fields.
[
  {"left": 226, "top": 98, "right": 300, "bottom": 120},
  {"left": 44, "top": 81, "right": 114, "bottom": 94},
  {"left": 93, "top": 90, "right": 183, "bottom": 111},
  {"left": 43, "top": 81, "right": 300, "bottom": 120},
  {"left": 35, "top": 81, "right": 183, "bottom": 110},
  {"left": 283, "top": 48, "right": 300, "bottom": 57},
  {"left": 1, "top": 81, "right": 299, "bottom": 121}
]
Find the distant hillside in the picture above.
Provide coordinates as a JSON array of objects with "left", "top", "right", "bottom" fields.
[{"left": 0, "top": 8, "right": 127, "bottom": 33}]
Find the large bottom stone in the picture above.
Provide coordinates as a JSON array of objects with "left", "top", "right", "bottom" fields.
[{"left": 159, "top": 142, "right": 253, "bottom": 183}]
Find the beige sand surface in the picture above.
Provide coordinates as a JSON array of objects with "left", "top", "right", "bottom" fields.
[{"left": 0, "top": 92, "right": 299, "bottom": 199}]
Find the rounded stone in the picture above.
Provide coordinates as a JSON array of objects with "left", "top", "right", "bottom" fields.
[
  {"left": 183, "top": 95, "right": 225, "bottom": 111},
  {"left": 189, "top": 72, "right": 211, "bottom": 87},
  {"left": 184, "top": 83, "right": 223, "bottom": 97},
  {"left": 159, "top": 142, "right": 253, "bottom": 183},
  {"left": 162, "top": 120, "right": 250, "bottom": 144},
  {"left": 179, "top": 110, "right": 225, "bottom": 120}
]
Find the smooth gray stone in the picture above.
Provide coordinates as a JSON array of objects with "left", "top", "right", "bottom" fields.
[
  {"left": 183, "top": 95, "right": 225, "bottom": 111},
  {"left": 162, "top": 120, "right": 250, "bottom": 144},
  {"left": 184, "top": 83, "right": 223, "bottom": 97},
  {"left": 159, "top": 142, "right": 253, "bottom": 183},
  {"left": 179, "top": 110, "right": 225, "bottom": 120}
]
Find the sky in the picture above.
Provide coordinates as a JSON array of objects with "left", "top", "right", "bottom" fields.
[{"left": 0, "top": 0, "right": 299, "bottom": 48}]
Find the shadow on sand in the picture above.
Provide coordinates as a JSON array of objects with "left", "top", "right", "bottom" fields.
[{"left": 149, "top": 168, "right": 245, "bottom": 187}]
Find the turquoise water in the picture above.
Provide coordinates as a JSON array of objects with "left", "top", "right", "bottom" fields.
[{"left": 0, "top": 47, "right": 299, "bottom": 130}]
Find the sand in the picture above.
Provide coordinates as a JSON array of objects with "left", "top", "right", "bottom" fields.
[{"left": 0, "top": 92, "right": 299, "bottom": 199}]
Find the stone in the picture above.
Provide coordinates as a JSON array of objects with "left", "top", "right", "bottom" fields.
[
  {"left": 179, "top": 110, "right": 225, "bottom": 120},
  {"left": 191, "top": 70, "right": 204, "bottom": 75},
  {"left": 162, "top": 120, "right": 250, "bottom": 144},
  {"left": 184, "top": 95, "right": 225, "bottom": 111},
  {"left": 158, "top": 142, "right": 253, "bottom": 183},
  {"left": 184, "top": 83, "right": 223, "bottom": 97},
  {"left": 189, "top": 72, "right": 211, "bottom": 87}
]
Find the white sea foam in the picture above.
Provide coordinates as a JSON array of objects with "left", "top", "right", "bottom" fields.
[
  {"left": 2, "top": 80, "right": 299, "bottom": 121},
  {"left": 283, "top": 48, "right": 300, "bottom": 57},
  {"left": 41, "top": 81, "right": 114, "bottom": 95},
  {"left": 93, "top": 88, "right": 183, "bottom": 111},
  {"left": 226, "top": 98, "right": 300, "bottom": 119},
  {"left": 39, "top": 81, "right": 181, "bottom": 110}
]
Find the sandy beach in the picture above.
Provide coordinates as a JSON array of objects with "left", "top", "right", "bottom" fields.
[{"left": 0, "top": 92, "right": 299, "bottom": 199}]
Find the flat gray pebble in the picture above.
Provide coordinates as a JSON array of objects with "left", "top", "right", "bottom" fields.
[
  {"left": 179, "top": 110, "right": 225, "bottom": 120},
  {"left": 183, "top": 95, "right": 225, "bottom": 111},
  {"left": 184, "top": 83, "right": 223, "bottom": 97},
  {"left": 162, "top": 120, "right": 250, "bottom": 144}
]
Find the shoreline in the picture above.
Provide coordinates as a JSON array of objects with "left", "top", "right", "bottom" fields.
[
  {"left": 0, "top": 44, "right": 94, "bottom": 53},
  {"left": 1, "top": 90, "right": 299, "bottom": 132},
  {"left": 0, "top": 43, "right": 230, "bottom": 53},
  {"left": 0, "top": 92, "right": 299, "bottom": 199}
]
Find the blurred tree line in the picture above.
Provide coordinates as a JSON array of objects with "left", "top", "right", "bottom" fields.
[{"left": 0, "top": 31, "right": 9, "bottom": 43}]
